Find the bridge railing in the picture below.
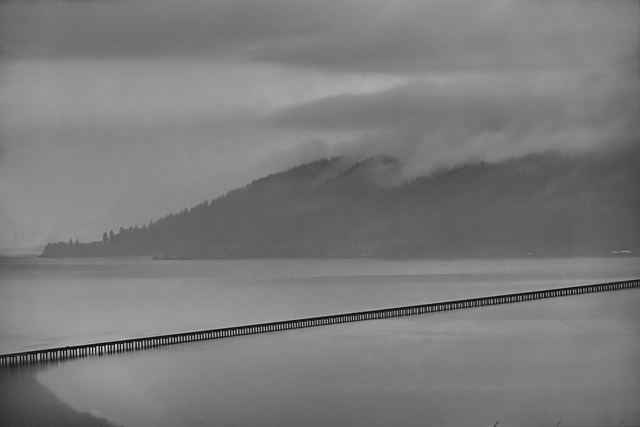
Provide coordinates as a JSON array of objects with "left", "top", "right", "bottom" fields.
[{"left": 1, "top": 278, "right": 638, "bottom": 368}]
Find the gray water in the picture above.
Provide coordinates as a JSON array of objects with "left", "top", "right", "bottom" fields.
[
  {"left": 2, "top": 256, "right": 638, "bottom": 354},
  {"left": 2, "top": 256, "right": 640, "bottom": 426}
]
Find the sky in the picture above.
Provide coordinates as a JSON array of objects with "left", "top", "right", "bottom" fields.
[{"left": 0, "top": 0, "right": 638, "bottom": 253}]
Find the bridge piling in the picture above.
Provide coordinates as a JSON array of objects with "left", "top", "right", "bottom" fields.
[{"left": 0, "top": 279, "right": 639, "bottom": 368}]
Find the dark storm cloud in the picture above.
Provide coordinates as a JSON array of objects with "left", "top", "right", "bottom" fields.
[
  {"left": 4, "top": 0, "right": 636, "bottom": 74},
  {"left": 0, "top": 0, "right": 338, "bottom": 59},
  {"left": 250, "top": 0, "right": 638, "bottom": 74}
]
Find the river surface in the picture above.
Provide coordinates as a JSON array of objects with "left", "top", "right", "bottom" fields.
[{"left": 1, "top": 256, "right": 640, "bottom": 426}]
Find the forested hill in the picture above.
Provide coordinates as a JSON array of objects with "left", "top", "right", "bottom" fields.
[{"left": 41, "top": 147, "right": 640, "bottom": 259}]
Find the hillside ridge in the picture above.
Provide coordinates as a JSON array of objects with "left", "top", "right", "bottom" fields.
[{"left": 41, "top": 148, "right": 640, "bottom": 259}]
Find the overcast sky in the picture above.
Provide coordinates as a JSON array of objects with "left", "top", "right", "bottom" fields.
[{"left": 0, "top": 0, "right": 638, "bottom": 253}]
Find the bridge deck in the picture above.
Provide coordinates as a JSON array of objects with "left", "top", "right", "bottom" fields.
[{"left": 1, "top": 278, "right": 638, "bottom": 368}]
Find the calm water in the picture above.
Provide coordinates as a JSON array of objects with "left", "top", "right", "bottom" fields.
[
  {"left": 1, "top": 256, "right": 640, "bottom": 426},
  {"left": 37, "top": 291, "right": 640, "bottom": 427},
  {"left": 1, "top": 256, "right": 638, "bottom": 354}
]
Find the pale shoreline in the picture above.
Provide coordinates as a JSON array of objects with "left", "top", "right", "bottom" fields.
[{"left": 0, "top": 367, "right": 112, "bottom": 426}]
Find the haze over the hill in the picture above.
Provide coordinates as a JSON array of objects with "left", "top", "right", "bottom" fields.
[
  {"left": 1, "top": 0, "right": 638, "bottom": 254},
  {"left": 42, "top": 147, "right": 640, "bottom": 259}
]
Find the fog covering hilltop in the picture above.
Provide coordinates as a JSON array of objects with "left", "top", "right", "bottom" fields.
[{"left": 41, "top": 147, "right": 640, "bottom": 259}]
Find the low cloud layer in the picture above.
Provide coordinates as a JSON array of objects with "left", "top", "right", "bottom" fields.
[
  {"left": 0, "top": 0, "right": 638, "bottom": 251},
  {"left": 272, "top": 70, "right": 639, "bottom": 174}
]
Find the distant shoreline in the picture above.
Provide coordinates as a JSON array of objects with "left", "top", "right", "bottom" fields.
[
  {"left": 149, "top": 252, "right": 640, "bottom": 261},
  {"left": 4, "top": 250, "right": 637, "bottom": 261},
  {"left": 151, "top": 255, "right": 229, "bottom": 261}
]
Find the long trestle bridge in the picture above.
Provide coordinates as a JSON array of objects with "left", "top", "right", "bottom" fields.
[{"left": 1, "top": 278, "right": 638, "bottom": 368}]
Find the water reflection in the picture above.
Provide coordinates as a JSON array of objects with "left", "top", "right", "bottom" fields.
[{"left": 37, "top": 290, "right": 640, "bottom": 427}]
